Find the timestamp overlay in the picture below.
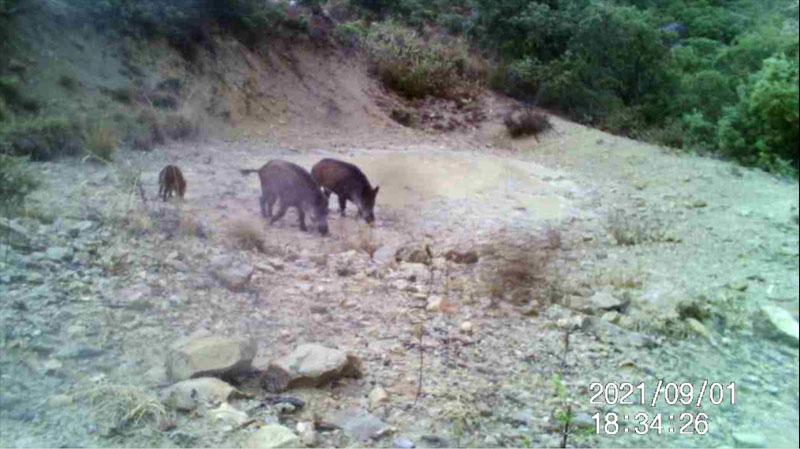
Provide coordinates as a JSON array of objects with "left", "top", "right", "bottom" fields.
[{"left": 588, "top": 380, "right": 737, "bottom": 441}]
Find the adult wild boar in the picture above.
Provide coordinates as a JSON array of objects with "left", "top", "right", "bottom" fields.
[
  {"left": 311, "top": 158, "right": 379, "bottom": 225},
  {"left": 158, "top": 165, "right": 186, "bottom": 202},
  {"left": 240, "top": 160, "right": 329, "bottom": 235}
]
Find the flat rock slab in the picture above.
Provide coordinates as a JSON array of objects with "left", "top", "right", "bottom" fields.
[
  {"left": 167, "top": 336, "right": 257, "bottom": 381},
  {"left": 261, "top": 343, "right": 363, "bottom": 392},
  {"left": 330, "top": 408, "right": 391, "bottom": 442},
  {"left": 588, "top": 290, "right": 628, "bottom": 312},
  {"left": 243, "top": 424, "right": 299, "bottom": 449},
  {"left": 760, "top": 305, "right": 799, "bottom": 344},
  {"left": 160, "top": 377, "right": 238, "bottom": 411}
]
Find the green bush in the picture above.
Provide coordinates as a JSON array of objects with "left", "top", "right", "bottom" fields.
[
  {"left": 717, "top": 53, "right": 799, "bottom": 173},
  {"left": 0, "top": 155, "right": 39, "bottom": 213},
  {"left": 90, "top": 0, "right": 291, "bottom": 49},
  {"left": 0, "top": 76, "right": 40, "bottom": 113},
  {"left": 672, "top": 38, "right": 725, "bottom": 73},
  {"left": 334, "top": 20, "right": 367, "bottom": 48},
  {"left": 715, "top": 21, "right": 799, "bottom": 81},
  {"left": 526, "top": 5, "right": 676, "bottom": 129},
  {"left": 0, "top": 116, "right": 84, "bottom": 160},
  {"left": 364, "top": 21, "right": 483, "bottom": 99},
  {"left": 469, "top": 0, "right": 586, "bottom": 61},
  {"left": 681, "top": 110, "right": 717, "bottom": 153},
  {"left": 84, "top": 120, "right": 119, "bottom": 163},
  {"left": 675, "top": 69, "right": 736, "bottom": 122}
]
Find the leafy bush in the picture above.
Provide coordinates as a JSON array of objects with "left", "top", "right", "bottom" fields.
[
  {"left": 0, "top": 116, "right": 83, "bottom": 160},
  {"left": 84, "top": 120, "right": 119, "bottom": 163},
  {"left": 90, "top": 0, "right": 292, "bottom": 50},
  {"left": 0, "top": 76, "right": 40, "bottom": 113},
  {"left": 675, "top": 69, "right": 736, "bottom": 122},
  {"left": 0, "top": 155, "right": 39, "bottom": 213},
  {"left": 717, "top": 54, "right": 799, "bottom": 173},
  {"left": 680, "top": 110, "right": 717, "bottom": 153},
  {"left": 469, "top": 0, "right": 586, "bottom": 61},
  {"left": 715, "top": 21, "right": 799, "bottom": 81},
  {"left": 334, "top": 20, "right": 367, "bottom": 48},
  {"left": 364, "top": 21, "right": 484, "bottom": 99}
]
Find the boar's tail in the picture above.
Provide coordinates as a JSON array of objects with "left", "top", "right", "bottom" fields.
[{"left": 239, "top": 169, "right": 259, "bottom": 176}]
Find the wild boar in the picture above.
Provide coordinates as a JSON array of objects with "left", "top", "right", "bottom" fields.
[
  {"left": 311, "top": 158, "right": 379, "bottom": 225},
  {"left": 240, "top": 160, "right": 329, "bottom": 236},
  {"left": 158, "top": 165, "right": 186, "bottom": 201}
]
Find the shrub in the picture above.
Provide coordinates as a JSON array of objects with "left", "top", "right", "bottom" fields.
[
  {"left": 90, "top": 0, "right": 291, "bottom": 49},
  {"left": 503, "top": 107, "right": 552, "bottom": 138},
  {"left": 0, "top": 116, "right": 83, "bottom": 160},
  {"left": 680, "top": 110, "right": 717, "bottom": 153},
  {"left": 0, "top": 155, "right": 39, "bottom": 214},
  {"left": 717, "top": 54, "right": 799, "bottom": 173},
  {"left": 84, "top": 120, "right": 119, "bottom": 163},
  {"left": 675, "top": 69, "right": 737, "bottom": 123},
  {"left": 163, "top": 112, "right": 199, "bottom": 140},
  {"left": 334, "top": 20, "right": 367, "bottom": 48},
  {"left": 715, "top": 21, "right": 800, "bottom": 81},
  {"left": 364, "top": 21, "right": 484, "bottom": 99},
  {"left": 227, "top": 219, "right": 265, "bottom": 252},
  {"left": 0, "top": 76, "right": 40, "bottom": 113}
]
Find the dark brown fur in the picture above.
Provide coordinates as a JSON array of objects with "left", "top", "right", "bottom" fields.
[
  {"left": 240, "top": 160, "right": 329, "bottom": 235},
  {"left": 158, "top": 165, "right": 186, "bottom": 201},
  {"left": 311, "top": 158, "right": 379, "bottom": 224}
]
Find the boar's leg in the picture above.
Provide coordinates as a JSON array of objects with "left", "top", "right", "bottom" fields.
[
  {"left": 297, "top": 207, "right": 308, "bottom": 232},
  {"left": 261, "top": 192, "right": 277, "bottom": 218},
  {"left": 258, "top": 193, "right": 272, "bottom": 218},
  {"left": 322, "top": 187, "right": 332, "bottom": 200},
  {"left": 269, "top": 202, "right": 288, "bottom": 225},
  {"left": 338, "top": 195, "right": 347, "bottom": 217}
]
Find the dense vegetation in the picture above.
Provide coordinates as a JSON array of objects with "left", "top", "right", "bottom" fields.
[
  {"left": 352, "top": 0, "right": 798, "bottom": 174},
  {"left": 1, "top": 0, "right": 798, "bottom": 176}
]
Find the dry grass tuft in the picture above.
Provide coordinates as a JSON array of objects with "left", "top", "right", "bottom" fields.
[
  {"left": 504, "top": 107, "right": 552, "bottom": 139},
  {"left": 481, "top": 234, "right": 563, "bottom": 306},
  {"left": 82, "top": 384, "right": 167, "bottom": 432},
  {"left": 227, "top": 219, "right": 265, "bottom": 252},
  {"left": 606, "top": 209, "right": 669, "bottom": 246},
  {"left": 335, "top": 220, "right": 383, "bottom": 260},
  {"left": 84, "top": 120, "right": 119, "bottom": 163}
]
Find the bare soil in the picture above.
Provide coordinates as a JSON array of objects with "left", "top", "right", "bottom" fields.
[{"left": 1, "top": 2, "right": 798, "bottom": 448}]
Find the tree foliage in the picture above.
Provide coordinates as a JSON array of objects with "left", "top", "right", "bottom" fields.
[{"left": 717, "top": 54, "right": 799, "bottom": 172}]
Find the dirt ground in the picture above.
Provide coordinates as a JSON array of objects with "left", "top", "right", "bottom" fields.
[
  {"left": 2, "top": 109, "right": 798, "bottom": 448},
  {"left": 1, "top": 2, "right": 799, "bottom": 447}
]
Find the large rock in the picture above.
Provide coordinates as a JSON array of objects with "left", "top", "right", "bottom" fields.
[
  {"left": 329, "top": 408, "right": 391, "bottom": 442},
  {"left": 45, "top": 246, "right": 74, "bottom": 262},
  {"left": 261, "top": 344, "right": 363, "bottom": 392},
  {"left": 588, "top": 290, "right": 628, "bottom": 312},
  {"left": 212, "top": 264, "right": 255, "bottom": 292},
  {"left": 443, "top": 249, "right": 479, "bottom": 264},
  {"left": 167, "top": 336, "right": 257, "bottom": 381},
  {"left": 160, "top": 377, "right": 239, "bottom": 411},
  {"left": 395, "top": 245, "right": 432, "bottom": 265},
  {"left": 580, "top": 317, "right": 657, "bottom": 349},
  {"left": 0, "top": 217, "right": 32, "bottom": 249},
  {"left": 733, "top": 432, "right": 769, "bottom": 448},
  {"left": 244, "top": 424, "right": 299, "bottom": 449},
  {"left": 760, "top": 305, "right": 799, "bottom": 344}
]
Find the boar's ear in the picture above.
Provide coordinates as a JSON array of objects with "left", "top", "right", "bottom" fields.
[{"left": 373, "top": 186, "right": 380, "bottom": 196}]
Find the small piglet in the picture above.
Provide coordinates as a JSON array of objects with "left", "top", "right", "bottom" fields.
[
  {"left": 311, "top": 158, "right": 379, "bottom": 225},
  {"left": 240, "top": 160, "right": 329, "bottom": 236}
]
